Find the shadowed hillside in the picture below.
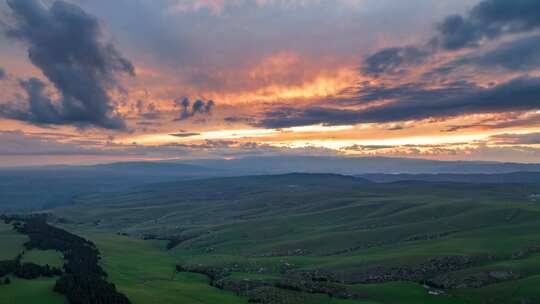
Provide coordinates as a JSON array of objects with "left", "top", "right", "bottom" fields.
[
  {"left": 0, "top": 162, "right": 224, "bottom": 212},
  {"left": 5, "top": 156, "right": 540, "bottom": 212}
]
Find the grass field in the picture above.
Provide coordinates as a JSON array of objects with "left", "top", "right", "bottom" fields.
[
  {"left": 96, "top": 240, "right": 540, "bottom": 304},
  {"left": 0, "top": 223, "right": 66, "bottom": 304},
  {"left": 0, "top": 222, "right": 27, "bottom": 260},
  {"left": 0, "top": 276, "right": 67, "bottom": 304},
  {"left": 70, "top": 229, "right": 249, "bottom": 304},
  {"left": 82, "top": 232, "right": 540, "bottom": 304},
  {"left": 22, "top": 250, "right": 64, "bottom": 268},
  {"left": 48, "top": 174, "right": 540, "bottom": 303}
]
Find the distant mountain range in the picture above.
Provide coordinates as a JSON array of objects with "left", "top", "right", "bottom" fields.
[
  {"left": 359, "top": 172, "right": 540, "bottom": 184},
  {"left": 2, "top": 156, "right": 540, "bottom": 212},
  {"left": 6, "top": 156, "right": 540, "bottom": 175},
  {"left": 178, "top": 156, "right": 540, "bottom": 175}
]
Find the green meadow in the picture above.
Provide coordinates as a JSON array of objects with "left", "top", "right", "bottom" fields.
[
  {"left": 22, "top": 250, "right": 64, "bottom": 268},
  {"left": 0, "top": 223, "right": 27, "bottom": 260},
  {"left": 67, "top": 229, "right": 249, "bottom": 304},
  {"left": 2, "top": 174, "right": 540, "bottom": 303},
  {"left": 0, "top": 277, "right": 67, "bottom": 304},
  {"left": 49, "top": 175, "right": 540, "bottom": 303},
  {"left": 0, "top": 223, "right": 66, "bottom": 303}
]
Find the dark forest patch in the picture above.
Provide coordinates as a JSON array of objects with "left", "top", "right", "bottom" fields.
[{"left": 1, "top": 214, "right": 131, "bottom": 304}]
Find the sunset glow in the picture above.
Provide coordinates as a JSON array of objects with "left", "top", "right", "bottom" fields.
[{"left": 2, "top": 0, "right": 540, "bottom": 165}]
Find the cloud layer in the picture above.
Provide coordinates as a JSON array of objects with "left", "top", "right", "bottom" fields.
[
  {"left": 2, "top": 0, "right": 540, "bottom": 164},
  {"left": 263, "top": 0, "right": 540, "bottom": 129},
  {"left": 437, "top": 0, "right": 540, "bottom": 50},
  {"left": 0, "top": 0, "right": 134, "bottom": 129}
]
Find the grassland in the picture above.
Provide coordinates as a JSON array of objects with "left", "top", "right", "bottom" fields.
[
  {"left": 0, "top": 223, "right": 66, "bottom": 303},
  {"left": 68, "top": 229, "right": 249, "bottom": 304},
  {"left": 0, "top": 276, "right": 67, "bottom": 304},
  {"left": 0, "top": 222, "right": 27, "bottom": 260},
  {"left": 54, "top": 228, "right": 386, "bottom": 304},
  {"left": 47, "top": 174, "right": 540, "bottom": 303},
  {"left": 22, "top": 250, "right": 64, "bottom": 268}
]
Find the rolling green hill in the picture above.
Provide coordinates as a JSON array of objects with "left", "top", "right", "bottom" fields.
[{"left": 49, "top": 174, "right": 540, "bottom": 303}]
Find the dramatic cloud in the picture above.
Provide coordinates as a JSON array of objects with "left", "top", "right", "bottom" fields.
[
  {"left": 259, "top": 76, "right": 540, "bottom": 128},
  {"left": 1, "top": 78, "right": 64, "bottom": 125},
  {"left": 364, "top": 0, "right": 540, "bottom": 78},
  {"left": 0, "top": 67, "right": 5, "bottom": 80},
  {"left": 3, "top": 0, "right": 540, "bottom": 165},
  {"left": 350, "top": 0, "right": 540, "bottom": 136},
  {"left": 443, "top": 34, "right": 540, "bottom": 72},
  {"left": 361, "top": 46, "right": 431, "bottom": 77},
  {"left": 175, "top": 98, "right": 215, "bottom": 120},
  {"left": 356, "top": 81, "right": 478, "bottom": 104},
  {"left": 437, "top": 0, "right": 540, "bottom": 50},
  {"left": 0, "top": 0, "right": 134, "bottom": 129}
]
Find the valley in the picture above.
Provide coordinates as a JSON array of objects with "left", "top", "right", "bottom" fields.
[{"left": 2, "top": 173, "right": 539, "bottom": 303}]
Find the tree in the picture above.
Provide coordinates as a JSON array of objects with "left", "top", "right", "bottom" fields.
[{"left": 4, "top": 277, "right": 11, "bottom": 285}]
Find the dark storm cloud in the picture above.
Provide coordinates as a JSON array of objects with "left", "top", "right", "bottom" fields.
[
  {"left": 1, "top": 78, "right": 62, "bottom": 124},
  {"left": 365, "top": 0, "right": 540, "bottom": 77},
  {"left": 362, "top": 46, "right": 431, "bottom": 77},
  {"left": 357, "top": 81, "right": 478, "bottom": 103},
  {"left": 0, "top": 0, "right": 134, "bottom": 129},
  {"left": 258, "top": 76, "right": 540, "bottom": 128},
  {"left": 442, "top": 34, "right": 540, "bottom": 73},
  {"left": 340, "top": 0, "right": 540, "bottom": 132},
  {"left": 175, "top": 98, "right": 215, "bottom": 120},
  {"left": 437, "top": 0, "right": 540, "bottom": 50}
]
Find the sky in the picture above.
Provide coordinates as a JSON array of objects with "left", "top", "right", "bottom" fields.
[{"left": 1, "top": 0, "right": 540, "bottom": 166}]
